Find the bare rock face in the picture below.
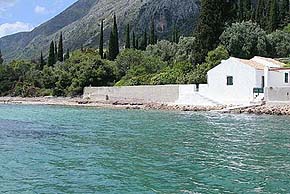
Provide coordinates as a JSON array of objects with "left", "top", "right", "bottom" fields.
[{"left": 0, "top": 0, "right": 200, "bottom": 61}]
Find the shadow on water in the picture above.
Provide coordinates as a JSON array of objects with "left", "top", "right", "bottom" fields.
[{"left": 0, "top": 119, "right": 66, "bottom": 140}]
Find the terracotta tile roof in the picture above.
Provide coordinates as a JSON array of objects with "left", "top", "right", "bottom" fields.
[
  {"left": 231, "top": 56, "right": 286, "bottom": 70},
  {"left": 254, "top": 56, "right": 285, "bottom": 67},
  {"left": 236, "top": 58, "right": 265, "bottom": 70}
]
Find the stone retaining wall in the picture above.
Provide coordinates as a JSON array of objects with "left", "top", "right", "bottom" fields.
[
  {"left": 265, "top": 87, "right": 290, "bottom": 104},
  {"left": 83, "top": 85, "right": 184, "bottom": 103}
]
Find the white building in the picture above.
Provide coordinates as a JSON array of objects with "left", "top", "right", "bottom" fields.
[
  {"left": 83, "top": 56, "right": 290, "bottom": 106},
  {"left": 201, "top": 56, "right": 290, "bottom": 105}
]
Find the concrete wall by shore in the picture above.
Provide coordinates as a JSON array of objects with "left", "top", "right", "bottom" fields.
[
  {"left": 265, "top": 87, "right": 290, "bottom": 104},
  {"left": 83, "top": 85, "right": 181, "bottom": 103},
  {"left": 83, "top": 85, "right": 220, "bottom": 106}
]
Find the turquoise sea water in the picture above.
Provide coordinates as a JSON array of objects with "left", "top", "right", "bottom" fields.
[{"left": 0, "top": 105, "right": 290, "bottom": 193}]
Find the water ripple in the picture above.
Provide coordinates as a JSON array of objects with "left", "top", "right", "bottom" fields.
[{"left": 0, "top": 105, "right": 290, "bottom": 193}]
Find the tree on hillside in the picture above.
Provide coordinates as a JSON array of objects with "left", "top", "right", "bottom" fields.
[
  {"left": 193, "top": 0, "right": 227, "bottom": 64},
  {"left": 99, "top": 20, "right": 104, "bottom": 59},
  {"left": 40, "top": 51, "right": 45, "bottom": 69},
  {"left": 108, "top": 14, "right": 119, "bottom": 60},
  {"left": 0, "top": 49, "right": 3, "bottom": 65},
  {"left": 125, "top": 24, "right": 131, "bottom": 49},
  {"left": 140, "top": 30, "right": 147, "bottom": 50},
  {"left": 255, "top": 0, "right": 267, "bottom": 28},
  {"left": 172, "top": 24, "right": 179, "bottom": 44},
  {"left": 132, "top": 31, "right": 136, "bottom": 49},
  {"left": 220, "top": 21, "right": 268, "bottom": 59},
  {"left": 149, "top": 18, "right": 156, "bottom": 45},
  {"left": 58, "top": 32, "right": 64, "bottom": 62},
  {"left": 267, "top": 30, "right": 290, "bottom": 57},
  {"left": 238, "top": 0, "right": 252, "bottom": 21},
  {"left": 64, "top": 49, "right": 70, "bottom": 61},
  {"left": 48, "top": 41, "right": 56, "bottom": 66},
  {"left": 267, "top": 0, "right": 279, "bottom": 32},
  {"left": 54, "top": 42, "right": 58, "bottom": 62},
  {"left": 136, "top": 37, "right": 139, "bottom": 50},
  {"left": 280, "top": 0, "right": 290, "bottom": 26}
]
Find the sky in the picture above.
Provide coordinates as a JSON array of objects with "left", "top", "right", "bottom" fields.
[{"left": 0, "top": 0, "right": 78, "bottom": 38}]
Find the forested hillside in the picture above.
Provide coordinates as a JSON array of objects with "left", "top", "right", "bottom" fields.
[
  {"left": 0, "top": 0, "right": 289, "bottom": 97},
  {"left": 0, "top": 0, "right": 200, "bottom": 61}
]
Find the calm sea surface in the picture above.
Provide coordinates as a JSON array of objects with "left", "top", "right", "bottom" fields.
[{"left": 0, "top": 105, "right": 290, "bottom": 193}]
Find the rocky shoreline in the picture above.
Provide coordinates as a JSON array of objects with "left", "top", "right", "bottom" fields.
[
  {"left": 231, "top": 104, "right": 290, "bottom": 116},
  {"left": 1, "top": 97, "right": 290, "bottom": 115},
  {"left": 0, "top": 97, "right": 225, "bottom": 112}
]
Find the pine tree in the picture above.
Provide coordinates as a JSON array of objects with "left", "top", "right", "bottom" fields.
[
  {"left": 149, "top": 18, "right": 155, "bottom": 45},
  {"left": 267, "top": 0, "right": 279, "bottom": 32},
  {"left": 193, "top": 0, "right": 225, "bottom": 64},
  {"left": 58, "top": 32, "right": 64, "bottom": 62},
  {"left": 0, "top": 49, "right": 3, "bottom": 65},
  {"left": 48, "top": 41, "right": 55, "bottom": 66},
  {"left": 40, "top": 51, "right": 45, "bottom": 69},
  {"left": 125, "top": 23, "right": 130, "bottom": 49},
  {"left": 99, "top": 19, "right": 104, "bottom": 59},
  {"left": 140, "top": 30, "right": 147, "bottom": 50},
  {"left": 108, "top": 14, "right": 119, "bottom": 60},
  {"left": 64, "top": 49, "right": 70, "bottom": 61},
  {"left": 132, "top": 31, "right": 136, "bottom": 49}
]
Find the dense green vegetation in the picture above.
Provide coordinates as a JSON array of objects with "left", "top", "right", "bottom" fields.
[{"left": 0, "top": 0, "right": 290, "bottom": 97}]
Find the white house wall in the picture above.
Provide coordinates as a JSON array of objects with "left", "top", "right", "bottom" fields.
[
  {"left": 205, "top": 58, "right": 259, "bottom": 105},
  {"left": 268, "top": 70, "right": 290, "bottom": 87}
]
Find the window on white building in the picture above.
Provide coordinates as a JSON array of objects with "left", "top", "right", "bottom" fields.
[
  {"left": 227, "top": 76, "right": 233, "bottom": 86},
  {"left": 285, "top": 73, "right": 289, "bottom": 83}
]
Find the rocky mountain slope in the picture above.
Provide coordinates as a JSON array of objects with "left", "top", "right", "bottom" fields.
[{"left": 0, "top": 0, "right": 200, "bottom": 61}]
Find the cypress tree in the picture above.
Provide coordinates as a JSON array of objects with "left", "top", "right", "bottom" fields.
[
  {"left": 108, "top": 31, "right": 115, "bottom": 60},
  {"left": 238, "top": 0, "right": 244, "bottom": 21},
  {"left": 64, "top": 49, "right": 70, "bottom": 61},
  {"left": 54, "top": 42, "right": 58, "bottom": 62},
  {"left": 136, "top": 37, "right": 139, "bottom": 50},
  {"left": 108, "top": 14, "right": 119, "bottom": 60},
  {"left": 140, "top": 30, "right": 147, "bottom": 50},
  {"left": 193, "top": 0, "right": 225, "bottom": 64},
  {"left": 243, "top": 0, "right": 252, "bottom": 20},
  {"left": 281, "top": 0, "right": 290, "bottom": 26},
  {"left": 149, "top": 18, "right": 155, "bottom": 45},
  {"left": 255, "top": 0, "right": 266, "bottom": 26},
  {"left": 113, "top": 14, "right": 119, "bottom": 55},
  {"left": 0, "top": 49, "right": 3, "bottom": 65},
  {"left": 125, "top": 23, "right": 130, "bottom": 49},
  {"left": 48, "top": 41, "right": 55, "bottom": 66},
  {"left": 172, "top": 24, "right": 179, "bottom": 43},
  {"left": 40, "top": 51, "right": 45, "bottom": 69},
  {"left": 267, "top": 0, "right": 279, "bottom": 32},
  {"left": 132, "top": 31, "right": 136, "bottom": 49},
  {"left": 99, "top": 19, "right": 104, "bottom": 59},
  {"left": 58, "top": 32, "right": 64, "bottom": 62}
]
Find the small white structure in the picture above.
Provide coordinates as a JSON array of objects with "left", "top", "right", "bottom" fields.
[{"left": 203, "top": 56, "right": 289, "bottom": 105}]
